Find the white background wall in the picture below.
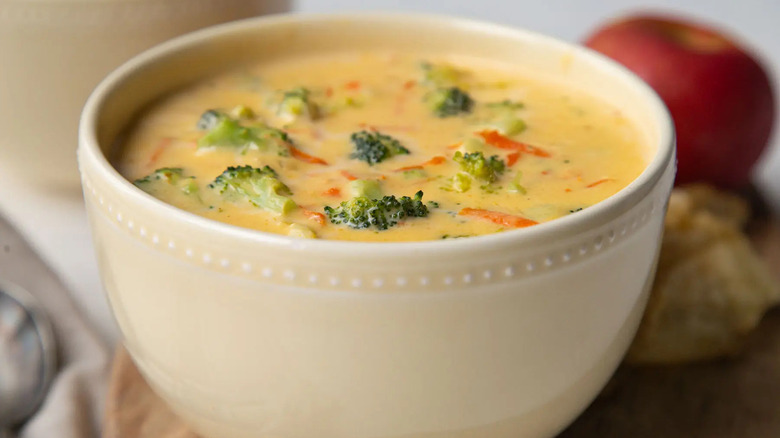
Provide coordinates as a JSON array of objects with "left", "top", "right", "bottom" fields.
[{"left": 295, "top": 0, "right": 780, "bottom": 203}]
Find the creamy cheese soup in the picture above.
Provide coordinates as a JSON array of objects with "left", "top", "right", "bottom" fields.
[{"left": 117, "top": 52, "right": 646, "bottom": 241}]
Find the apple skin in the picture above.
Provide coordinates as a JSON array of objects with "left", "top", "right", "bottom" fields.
[{"left": 584, "top": 15, "right": 775, "bottom": 188}]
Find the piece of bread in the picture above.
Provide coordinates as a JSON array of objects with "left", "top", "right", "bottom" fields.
[{"left": 626, "top": 184, "right": 780, "bottom": 364}]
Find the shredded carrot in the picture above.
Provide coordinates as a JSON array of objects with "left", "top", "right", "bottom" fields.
[
  {"left": 395, "top": 165, "right": 424, "bottom": 172},
  {"left": 506, "top": 152, "right": 521, "bottom": 167},
  {"left": 565, "top": 188, "right": 572, "bottom": 193},
  {"left": 477, "top": 130, "right": 551, "bottom": 158},
  {"left": 323, "top": 187, "right": 341, "bottom": 197},
  {"left": 459, "top": 208, "right": 538, "bottom": 228},
  {"left": 325, "top": 87, "right": 334, "bottom": 97},
  {"left": 289, "top": 145, "right": 328, "bottom": 165},
  {"left": 340, "top": 170, "right": 358, "bottom": 181},
  {"left": 586, "top": 178, "right": 613, "bottom": 188},
  {"left": 541, "top": 170, "right": 551, "bottom": 176},
  {"left": 403, "top": 80, "right": 416, "bottom": 90},
  {"left": 394, "top": 156, "right": 446, "bottom": 172},
  {"left": 146, "top": 137, "right": 172, "bottom": 167},
  {"left": 344, "top": 80, "right": 361, "bottom": 90},
  {"left": 302, "top": 209, "right": 326, "bottom": 226},
  {"left": 447, "top": 142, "right": 463, "bottom": 150}
]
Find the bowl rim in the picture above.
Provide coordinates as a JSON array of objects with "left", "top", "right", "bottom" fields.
[{"left": 78, "top": 12, "right": 675, "bottom": 257}]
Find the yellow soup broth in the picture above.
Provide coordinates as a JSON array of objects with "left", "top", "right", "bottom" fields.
[{"left": 117, "top": 52, "right": 647, "bottom": 241}]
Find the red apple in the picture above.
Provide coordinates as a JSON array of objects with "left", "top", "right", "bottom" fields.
[{"left": 584, "top": 14, "right": 775, "bottom": 188}]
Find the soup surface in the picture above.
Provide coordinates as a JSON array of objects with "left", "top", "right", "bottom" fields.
[{"left": 117, "top": 52, "right": 647, "bottom": 241}]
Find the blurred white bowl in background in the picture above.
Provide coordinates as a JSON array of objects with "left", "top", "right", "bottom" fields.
[{"left": 0, "top": 0, "right": 289, "bottom": 192}]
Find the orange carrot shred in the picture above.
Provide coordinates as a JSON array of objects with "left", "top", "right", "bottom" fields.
[
  {"left": 394, "top": 155, "right": 446, "bottom": 172},
  {"left": 147, "top": 137, "right": 172, "bottom": 167},
  {"left": 447, "top": 142, "right": 463, "bottom": 150},
  {"left": 403, "top": 80, "right": 416, "bottom": 90},
  {"left": 289, "top": 145, "right": 328, "bottom": 165},
  {"left": 323, "top": 187, "right": 341, "bottom": 197},
  {"left": 586, "top": 178, "right": 613, "bottom": 188},
  {"left": 506, "top": 152, "right": 521, "bottom": 167},
  {"left": 477, "top": 130, "right": 551, "bottom": 158},
  {"left": 340, "top": 170, "right": 358, "bottom": 181},
  {"left": 303, "top": 209, "right": 326, "bottom": 226},
  {"left": 325, "top": 87, "right": 334, "bottom": 97},
  {"left": 458, "top": 208, "right": 538, "bottom": 229},
  {"left": 344, "top": 80, "right": 361, "bottom": 90}
]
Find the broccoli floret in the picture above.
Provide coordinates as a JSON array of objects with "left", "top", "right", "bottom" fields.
[
  {"left": 278, "top": 87, "right": 319, "bottom": 121},
  {"left": 196, "top": 110, "right": 290, "bottom": 156},
  {"left": 426, "top": 87, "right": 474, "bottom": 118},
  {"left": 324, "top": 191, "right": 429, "bottom": 230},
  {"left": 208, "top": 165, "right": 296, "bottom": 215},
  {"left": 349, "top": 130, "right": 409, "bottom": 165},
  {"left": 453, "top": 151, "right": 505, "bottom": 183},
  {"left": 348, "top": 179, "right": 382, "bottom": 199},
  {"left": 134, "top": 167, "right": 199, "bottom": 196}
]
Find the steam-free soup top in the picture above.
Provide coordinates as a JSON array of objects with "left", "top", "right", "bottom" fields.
[{"left": 118, "top": 52, "right": 646, "bottom": 241}]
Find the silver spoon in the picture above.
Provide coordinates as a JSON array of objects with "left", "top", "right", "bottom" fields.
[{"left": 0, "top": 281, "right": 57, "bottom": 436}]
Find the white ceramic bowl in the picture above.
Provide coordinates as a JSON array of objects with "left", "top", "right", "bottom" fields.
[
  {"left": 78, "top": 13, "right": 675, "bottom": 438},
  {"left": 0, "top": 0, "right": 289, "bottom": 191}
]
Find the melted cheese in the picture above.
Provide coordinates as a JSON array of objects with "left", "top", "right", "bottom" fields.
[{"left": 117, "top": 52, "right": 646, "bottom": 242}]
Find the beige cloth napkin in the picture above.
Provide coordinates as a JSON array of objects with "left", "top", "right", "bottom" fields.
[{"left": 0, "top": 213, "right": 110, "bottom": 438}]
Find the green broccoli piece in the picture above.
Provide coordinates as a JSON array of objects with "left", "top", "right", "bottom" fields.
[
  {"left": 134, "top": 167, "right": 199, "bottom": 196},
  {"left": 208, "top": 165, "right": 296, "bottom": 215},
  {"left": 287, "top": 223, "right": 317, "bottom": 238},
  {"left": 230, "top": 105, "right": 255, "bottom": 119},
  {"left": 196, "top": 110, "right": 225, "bottom": 131},
  {"left": 324, "top": 191, "right": 430, "bottom": 230},
  {"left": 196, "top": 110, "right": 290, "bottom": 156},
  {"left": 484, "top": 99, "right": 527, "bottom": 136},
  {"left": 426, "top": 87, "right": 474, "bottom": 118},
  {"left": 507, "top": 171, "right": 527, "bottom": 195},
  {"left": 349, "top": 130, "right": 409, "bottom": 165},
  {"left": 348, "top": 179, "right": 382, "bottom": 199},
  {"left": 449, "top": 172, "right": 472, "bottom": 193},
  {"left": 420, "top": 62, "right": 464, "bottom": 87},
  {"left": 492, "top": 117, "right": 527, "bottom": 136},
  {"left": 278, "top": 87, "right": 319, "bottom": 121},
  {"left": 453, "top": 151, "right": 505, "bottom": 183}
]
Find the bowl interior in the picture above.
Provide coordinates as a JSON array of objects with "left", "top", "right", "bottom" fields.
[{"left": 81, "top": 13, "right": 674, "bottom": 260}]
